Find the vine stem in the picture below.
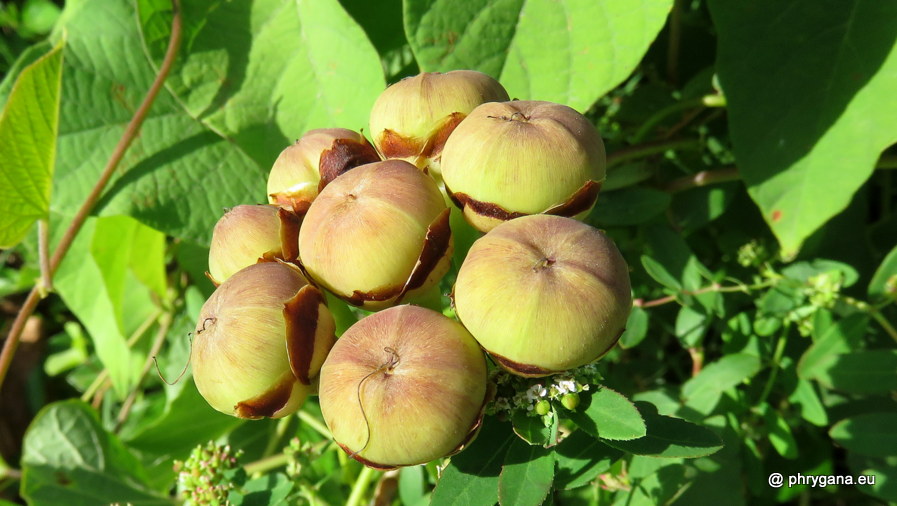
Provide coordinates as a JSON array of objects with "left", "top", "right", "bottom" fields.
[
  {"left": 297, "top": 409, "right": 333, "bottom": 439},
  {"left": 632, "top": 280, "right": 777, "bottom": 309},
  {"left": 243, "top": 453, "right": 290, "bottom": 476},
  {"left": 663, "top": 167, "right": 740, "bottom": 193},
  {"left": 346, "top": 466, "right": 377, "bottom": 506},
  {"left": 757, "top": 331, "right": 788, "bottom": 406},
  {"left": 0, "top": 0, "right": 183, "bottom": 392}
]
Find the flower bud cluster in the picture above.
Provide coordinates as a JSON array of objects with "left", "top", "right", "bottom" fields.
[
  {"left": 173, "top": 441, "right": 243, "bottom": 506},
  {"left": 486, "top": 363, "right": 604, "bottom": 419}
]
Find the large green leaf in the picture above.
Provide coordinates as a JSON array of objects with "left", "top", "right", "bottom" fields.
[
  {"left": 24, "top": 0, "right": 383, "bottom": 244},
  {"left": 708, "top": 0, "right": 897, "bottom": 257},
  {"left": 403, "top": 0, "right": 672, "bottom": 112},
  {"left": 0, "top": 42, "right": 62, "bottom": 247},
  {"left": 20, "top": 400, "right": 171, "bottom": 506},
  {"left": 431, "top": 419, "right": 514, "bottom": 506},
  {"left": 810, "top": 350, "right": 897, "bottom": 394},
  {"left": 554, "top": 430, "right": 622, "bottom": 490}
]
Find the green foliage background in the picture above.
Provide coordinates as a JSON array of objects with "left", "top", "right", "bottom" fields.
[{"left": 1, "top": 0, "right": 896, "bottom": 504}]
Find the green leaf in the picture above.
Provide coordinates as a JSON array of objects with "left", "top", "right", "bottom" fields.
[
  {"left": 811, "top": 350, "right": 897, "bottom": 394},
  {"left": 498, "top": 439, "right": 555, "bottom": 506},
  {"left": 511, "top": 410, "right": 556, "bottom": 446},
  {"left": 675, "top": 305, "right": 707, "bottom": 348},
  {"left": 590, "top": 187, "right": 671, "bottom": 226},
  {"left": 568, "top": 386, "right": 646, "bottom": 441},
  {"left": 797, "top": 313, "right": 868, "bottom": 380},
  {"left": 708, "top": 0, "right": 897, "bottom": 257},
  {"left": 43, "top": 0, "right": 383, "bottom": 243},
  {"left": 431, "top": 419, "right": 514, "bottom": 506},
  {"left": 781, "top": 259, "right": 859, "bottom": 288},
  {"left": 869, "top": 244, "right": 897, "bottom": 301},
  {"left": 758, "top": 404, "right": 798, "bottom": 460},
  {"left": 0, "top": 41, "right": 62, "bottom": 247},
  {"left": 601, "top": 402, "right": 723, "bottom": 458},
  {"left": 53, "top": 216, "right": 163, "bottom": 397},
  {"left": 682, "top": 354, "right": 761, "bottom": 415},
  {"left": 398, "top": 466, "right": 428, "bottom": 506},
  {"left": 670, "top": 183, "right": 738, "bottom": 234},
  {"left": 830, "top": 413, "right": 897, "bottom": 458},
  {"left": 404, "top": 0, "right": 672, "bottom": 112},
  {"left": 641, "top": 254, "right": 681, "bottom": 291},
  {"left": 20, "top": 400, "right": 171, "bottom": 506},
  {"left": 554, "top": 430, "right": 623, "bottom": 490},
  {"left": 619, "top": 306, "right": 648, "bottom": 349},
  {"left": 787, "top": 379, "right": 828, "bottom": 426},
  {"left": 229, "top": 473, "right": 293, "bottom": 506}
]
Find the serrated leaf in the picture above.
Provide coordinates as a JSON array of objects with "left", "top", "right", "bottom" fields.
[
  {"left": 20, "top": 400, "right": 171, "bottom": 506},
  {"left": 431, "top": 419, "right": 514, "bottom": 506},
  {"left": 554, "top": 430, "right": 623, "bottom": 490},
  {"left": 0, "top": 41, "right": 62, "bottom": 247},
  {"left": 682, "top": 354, "right": 761, "bottom": 415},
  {"left": 830, "top": 413, "right": 897, "bottom": 458},
  {"left": 568, "top": 386, "right": 646, "bottom": 441},
  {"left": 404, "top": 0, "right": 672, "bottom": 112},
  {"left": 498, "top": 439, "right": 554, "bottom": 506},
  {"left": 708, "top": 0, "right": 897, "bottom": 257},
  {"left": 601, "top": 402, "right": 723, "bottom": 458},
  {"left": 511, "top": 410, "right": 556, "bottom": 446},
  {"left": 228, "top": 473, "right": 293, "bottom": 506}
]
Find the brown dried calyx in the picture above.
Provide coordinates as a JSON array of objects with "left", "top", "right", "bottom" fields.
[{"left": 267, "top": 128, "right": 380, "bottom": 214}]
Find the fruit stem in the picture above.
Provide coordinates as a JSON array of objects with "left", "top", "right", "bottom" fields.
[
  {"left": 0, "top": 0, "right": 184, "bottom": 392},
  {"left": 243, "top": 453, "right": 290, "bottom": 476},
  {"left": 297, "top": 408, "right": 333, "bottom": 439},
  {"left": 606, "top": 138, "right": 701, "bottom": 169},
  {"left": 346, "top": 466, "right": 377, "bottom": 506}
]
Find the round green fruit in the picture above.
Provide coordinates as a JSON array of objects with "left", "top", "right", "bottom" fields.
[
  {"left": 441, "top": 100, "right": 606, "bottom": 232},
  {"left": 453, "top": 215, "right": 630, "bottom": 376},
  {"left": 298, "top": 160, "right": 452, "bottom": 310},
  {"left": 369, "top": 70, "right": 509, "bottom": 178},
  {"left": 192, "top": 262, "right": 335, "bottom": 419},
  {"left": 318, "top": 305, "right": 488, "bottom": 469}
]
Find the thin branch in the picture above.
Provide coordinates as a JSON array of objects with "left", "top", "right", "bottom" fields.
[
  {"left": 115, "top": 313, "right": 174, "bottom": 431},
  {"left": 0, "top": 0, "right": 183, "bottom": 391},
  {"left": 606, "top": 138, "right": 700, "bottom": 169},
  {"left": 664, "top": 167, "right": 740, "bottom": 193},
  {"left": 37, "top": 219, "right": 51, "bottom": 296},
  {"left": 633, "top": 280, "right": 777, "bottom": 309}
]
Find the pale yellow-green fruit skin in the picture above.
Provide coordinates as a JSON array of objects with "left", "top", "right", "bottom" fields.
[
  {"left": 208, "top": 205, "right": 288, "bottom": 285},
  {"left": 267, "top": 128, "right": 379, "bottom": 213},
  {"left": 298, "top": 160, "right": 452, "bottom": 310},
  {"left": 453, "top": 215, "right": 630, "bottom": 376},
  {"left": 369, "top": 71, "right": 509, "bottom": 176},
  {"left": 318, "top": 305, "right": 487, "bottom": 468},
  {"left": 192, "top": 262, "right": 335, "bottom": 419},
  {"left": 441, "top": 100, "right": 606, "bottom": 232}
]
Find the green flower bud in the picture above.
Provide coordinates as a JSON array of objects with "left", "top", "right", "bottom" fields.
[
  {"left": 453, "top": 215, "right": 631, "bottom": 376},
  {"left": 192, "top": 262, "right": 335, "bottom": 419},
  {"left": 535, "top": 399, "right": 551, "bottom": 416},
  {"left": 369, "top": 71, "right": 509, "bottom": 178},
  {"left": 298, "top": 160, "right": 453, "bottom": 310},
  {"left": 441, "top": 100, "right": 606, "bottom": 232},
  {"left": 318, "top": 305, "right": 488, "bottom": 469},
  {"left": 268, "top": 129, "right": 380, "bottom": 214}
]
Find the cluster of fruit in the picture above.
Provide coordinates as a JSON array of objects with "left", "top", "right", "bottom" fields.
[{"left": 191, "top": 71, "right": 632, "bottom": 469}]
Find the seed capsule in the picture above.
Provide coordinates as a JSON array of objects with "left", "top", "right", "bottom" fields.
[
  {"left": 192, "top": 262, "right": 336, "bottom": 419},
  {"left": 298, "top": 160, "right": 453, "bottom": 310},
  {"left": 318, "top": 305, "right": 488, "bottom": 469},
  {"left": 267, "top": 128, "right": 380, "bottom": 214},
  {"left": 441, "top": 100, "right": 606, "bottom": 232},
  {"left": 369, "top": 71, "right": 509, "bottom": 178},
  {"left": 453, "top": 215, "right": 631, "bottom": 376}
]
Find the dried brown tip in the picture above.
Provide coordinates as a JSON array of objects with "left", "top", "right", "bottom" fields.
[
  {"left": 318, "top": 137, "right": 381, "bottom": 190},
  {"left": 335, "top": 442, "right": 399, "bottom": 471},
  {"left": 284, "top": 285, "right": 326, "bottom": 385},
  {"left": 204, "top": 271, "right": 222, "bottom": 287},
  {"left": 277, "top": 208, "right": 302, "bottom": 263},
  {"left": 402, "top": 207, "right": 452, "bottom": 294},
  {"left": 377, "top": 129, "right": 424, "bottom": 159},
  {"left": 446, "top": 179, "right": 602, "bottom": 224},
  {"left": 234, "top": 372, "right": 295, "bottom": 419},
  {"left": 446, "top": 380, "right": 495, "bottom": 457},
  {"left": 488, "top": 351, "right": 559, "bottom": 378}
]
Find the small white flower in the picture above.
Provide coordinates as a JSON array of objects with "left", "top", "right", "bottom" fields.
[
  {"left": 526, "top": 384, "right": 547, "bottom": 401},
  {"left": 555, "top": 379, "right": 577, "bottom": 394}
]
